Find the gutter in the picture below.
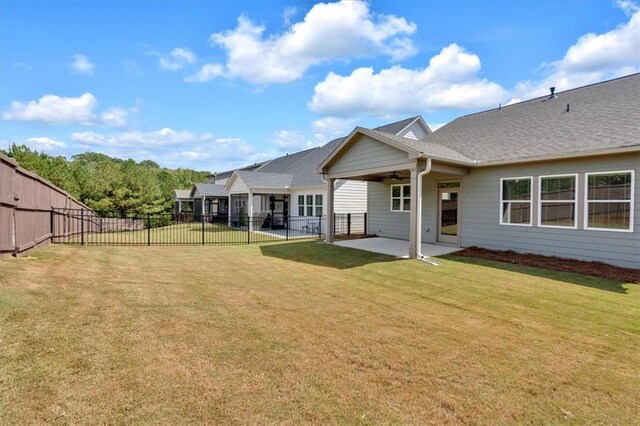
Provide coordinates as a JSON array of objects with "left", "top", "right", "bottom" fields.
[{"left": 416, "top": 157, "right": 437, "bottom": 263}]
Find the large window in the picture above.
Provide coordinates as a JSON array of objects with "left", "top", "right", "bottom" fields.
[
  {"left": 585, "top": 171, "right": 634, "bottom": 231},
  {"left": 500, "top": 177, "right": 532, "bottom": 225},
  {"left": 539, "top": 174, "right": 577, "bottom": 228},
  {"left": 390, "top": 184, "right": 411, "bottom": 212},
  {"left": 298, "top": 194, "right": 323, "bottom": 216}
]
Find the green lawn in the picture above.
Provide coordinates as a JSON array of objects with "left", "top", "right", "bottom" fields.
[{"left": 1, "top": 242, "right": 638, "bottom": 424}]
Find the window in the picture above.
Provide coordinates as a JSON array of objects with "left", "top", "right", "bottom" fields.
[
  {"left": 391, "top": 184, "right": 411, "bottom": 212},
  {"left": 298, "top": 194, "right": 323, "bottom": 216},
  {"left": 585, "top": 171, "right": 634, "bottom": 231},
  {"left": 539, "top": 175, "right": 577, "bottom": 228},
  {"left": 500, "top": 177, "right": 532, "bottom": 225}
]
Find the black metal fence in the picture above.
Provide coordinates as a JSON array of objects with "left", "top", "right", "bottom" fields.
[{"left": 51, "top": 209, "right": 367, "bottom": 246}]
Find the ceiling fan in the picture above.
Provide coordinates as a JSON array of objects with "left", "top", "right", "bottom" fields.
[{"left": 389, "top": 171, "right": 403, "bottom": 181}]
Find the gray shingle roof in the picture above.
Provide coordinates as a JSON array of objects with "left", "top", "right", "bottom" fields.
[
  {"left": 421, "top": 73, "right": 640, "bottom": 164},
  {"left": 235, "top": 170, "right": 293, "bottom": 188},
  {"left": 192, "top": 183, "right": 228, "bottom": 197},
  {"left": 373, "top": 116, "right": 419, "bottom": 135},
  {"left": 365, "top": 129, "right": 473, "bottom": 164},
  {"left": 286, "top": 138, "right": 345, "bottom": 187},
  {"left": 255, "top": 148, "right": 316, "bottom": 173},
  {"left": 173, "top": 189, "right": 191, "bottom": 200}
]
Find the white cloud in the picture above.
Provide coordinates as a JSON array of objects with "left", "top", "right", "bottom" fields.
[
  {"left": 273, "top": 130, "right": 317, "bottom": 151},
  {"left": 123, "top": 59, "right": 143, "bottom": 76},
  {"left": 24, "top": 137, "right": 67, "bottom": 150},
  {"left": 427, "top": 122, "right": 447, "bottom": 132},
  {"left": 513, "top": 2, "right": 640, "bottom": 98},
  {"left": 100, "top": 108, "right": 129, "bottom": 127},
  {"left": 309, "top": 43, "right": 508, "bottom": 117},
  {"left": 186, "top": 0, "right": 417, "bottom": 85},
  {"left": 183, "top": 63, "right": 224, "bottom": 83},
  {"left": 71, "top": 54, "right": 95, "bottom": 75},
  {"left": 2, "top": 93, "right": 98, "bottom": 125},
  {"left": 70, "top": 127, "right": 259, "bottom": 171},
  {"left": 159, "top": 47, "right": 197, "bottom": 70},
  {"left": 283, "top": 6, "right": 298, "bottom": 26},
  {"left": 312, "top": 116, "right": 356, "bottom": 141}
]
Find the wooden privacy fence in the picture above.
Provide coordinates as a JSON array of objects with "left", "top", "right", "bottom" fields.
[{"left": 0, "top": 153, "right": 96, "bottom": 256}]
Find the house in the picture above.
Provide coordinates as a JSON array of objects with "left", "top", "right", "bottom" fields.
[
  {"left": 172, "top": 189, "right": 192, "bottom": 215},
  {"left": 190, "top": 183, "right": 228, "bottom": 222},
  {"left": 223, "top": 116, "right": 432, "bottom": 232},
  {"left": 317, "top": 74, "right": 640, "bottom": 269}
]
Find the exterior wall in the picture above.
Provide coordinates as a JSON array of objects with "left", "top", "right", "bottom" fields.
[
  {"left": 334, "top": 180, "right": 367, "bottom": 213},
  {"left": 367, "top": 171, "right": 453, "bottom": 242},
  {"left": 329, "top": 135, "right": 410, "bottom": 174},
  {"left": 461, "top": 154, "right": 639, "bottom": 269},
  {"left": 398, "top": 121, "right": 428, "bottom": 140},
  {"left": 290, "top": 186, "right": 326, "bottom": 217},
  {"left": 367, "top": 154, "right": 640, "bottom": 268}
]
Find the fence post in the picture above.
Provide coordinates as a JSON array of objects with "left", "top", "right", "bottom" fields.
[
  {"left": 80, "top": 209, "right": 85, "bottom": 246},
  {"left": 50, "top": 208, "right": 55, "bottom": 242},
  {"left": 347, "top": 213, "right": 351, "bottom": 236},
  {"left": 318, "top": 215, "right": 322, "bottom": 239},
  {"left": 202, "top": 216, "right": 205, "bottom": 246},
  {"left": 247, "top": 215, "right": 251, "bottom": 244},
  {"left": 147, "top": 213, "right": 151, "bottom": 246},
  {"left": 286, "top": 216, "right": 289, "bottom": 241},
  {"left": 364, "top": 212, "right": 367, "bottom": 235}
]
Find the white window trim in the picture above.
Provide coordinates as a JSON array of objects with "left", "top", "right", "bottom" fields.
[
  {"left": 537, "top": 174, "right": 578, "bottom": 229},
  {"left": 499, "top": 176, "right": 533, "bottom": 226},
  {"left": 298, "top": 193, "right": 323, "bottom": 217},
  {"left": 390, "top": 183, "right": 411, "bottom": 212},
  {"left": 584, "top": 170, "right": 635, "bottom": 233}
]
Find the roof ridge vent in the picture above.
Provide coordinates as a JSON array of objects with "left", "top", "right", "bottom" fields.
[{"left": 549, "top": 87, "right": 557, "bottom": 98}]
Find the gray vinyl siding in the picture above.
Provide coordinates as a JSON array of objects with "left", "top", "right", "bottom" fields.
[
  {"left": 334, "top": 180, "right": 367, "bottom": 213},
  {"left": 367, "top": 172, "right": 456, "bottom": 243},
  {"left": 367, "top": 154, "right": 639, "bottom": 268},
  {"left": 330, "top": 135, "right": 409, "bottom": 174},
  {"left": 461, "top": 154, "right": 640, "bottom": 269},
  {"left": 368, "top": 180, "right": 410, "bottom": 240}
]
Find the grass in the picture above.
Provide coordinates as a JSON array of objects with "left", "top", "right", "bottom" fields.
[{"left": 1, "top": 241, "right": 639, "bottom": 424}]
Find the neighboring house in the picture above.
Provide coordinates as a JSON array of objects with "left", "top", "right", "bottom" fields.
[
  {"left": 190, "top": 183, "right": 228, "bottom": 222},
  {"left": 318, "top": 74, "right": 640, "bottom": 269},
  {"left": 223, "top": 116, "right": 432, "bottom": 231},
  {"left": 172, "top": 189, "right": 192, "bottom": 214}
]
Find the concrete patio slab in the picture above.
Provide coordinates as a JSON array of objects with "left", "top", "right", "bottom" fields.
[{"left": 333, "top": 237, "right": 461, "bottom": 258}]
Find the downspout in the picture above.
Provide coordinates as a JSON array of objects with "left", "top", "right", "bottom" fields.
[{"left": 416, "top": 157, "right": 432, "bottom": 260}]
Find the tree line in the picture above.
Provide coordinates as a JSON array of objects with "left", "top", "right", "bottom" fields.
[{"left": 2, "top": 144, "right": 209, "bottom": 215}]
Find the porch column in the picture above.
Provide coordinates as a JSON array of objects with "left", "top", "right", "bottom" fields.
[
  {"left": 248, "top": 190, "right": 254, "bottom": 231},
  {"left": 228, "top": 195, "right": 232, "bottom": 227},
  {"left": 201, "top": 196, "right": 206, "bottom": 222},
  {"left": 178, "top": 199, "right": 182, "bottom": 213},
  {"left": 326, "top": 178, "right": 335, "bottom": 243},
  {"left": 408, "top": 168, "right": 419, "bottom": 259}
]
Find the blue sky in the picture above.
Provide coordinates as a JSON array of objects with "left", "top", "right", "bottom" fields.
[{"left": 1, "top": 0, "right": 639, "bottom": 172}]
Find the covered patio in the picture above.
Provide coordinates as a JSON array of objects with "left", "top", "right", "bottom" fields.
[
  {"left": 317, "top": 127, "right": 473, "bottom": 259},
  {"left": 334, "top": 237, "right": 461, "bottom": 258}
]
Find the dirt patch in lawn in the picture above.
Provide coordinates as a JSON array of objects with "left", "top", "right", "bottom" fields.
[{"left": 453, "top": 247, "right": 640, "bottom": 283}]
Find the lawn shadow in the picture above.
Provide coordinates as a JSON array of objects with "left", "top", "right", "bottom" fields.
[
  {"left": 441, "top": 254, "right": 632, "bottom": 294},
  {"left": 259, "top": 240, "right": 399, "bottom": 270}
]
